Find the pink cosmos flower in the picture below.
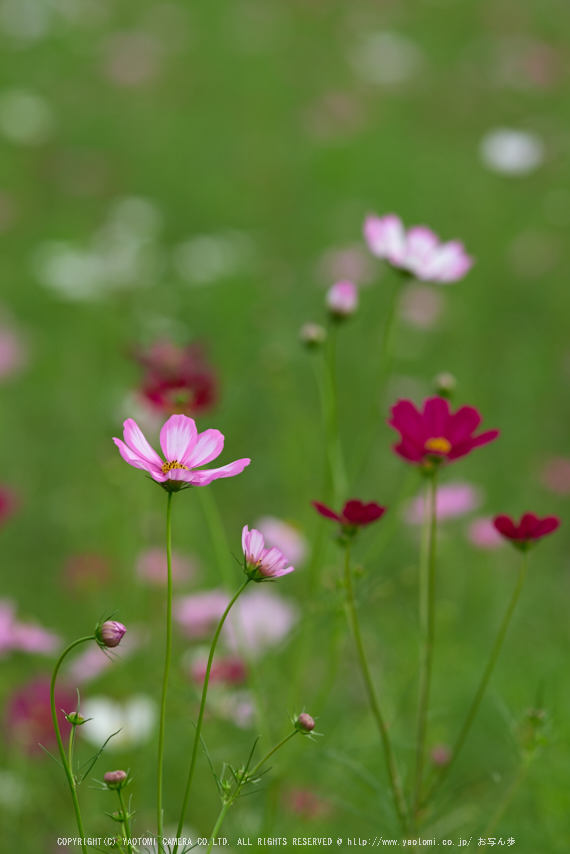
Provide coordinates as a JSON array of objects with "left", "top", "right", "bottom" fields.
[
  {"left": 174, "top": 590, "right": 230, "bottom": 638},
  {"left": 389, "top": 396, "right": 499, "bottom": 467},
  {"left": 242, "top": 525, "right": 295, "bottom": 579},
  {"left": 0, "top": 600, "right": 60, "bottom": 657},
  {"left": 113, "top": 413, "right": 250, "bottom": 489},
  {"left": 468, "top": 517, "right": 504, "bottom": 550},
  {"left": 223, "top": 588, "right": 298, "bottom": 659},
  {"left": 364, "top": 214, "right": 473, "bottom": 283},
  {"left": 493, "top": 513, "right": 560, "bottom": 549},
  {"left": 405, "top": 482, "right": 481, "bottom": 524},
  {"left": 326, "top": 280, "right": 359, "bottom": 317},
  {"left": 313, "top": 499, "right": 386, "bottom": 531}
]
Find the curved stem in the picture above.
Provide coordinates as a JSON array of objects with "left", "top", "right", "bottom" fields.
[
  {"left": 343, "top": 542, "right": 408, "bottom": 833},
  {"left": 50, "top": 635, "right": 95, "bottom": 854},
  {"left": 157, "top": 491, "right": 173, "bottom": 847},
  {"left": 174, "top": 578, "right": 251, "bottom": 849},
  {"left": 426, "top": 551, "right": 528, "bottom": 805},
  {"left": 118, "top": 788, "right": 133, "bottom": 854},
  {"left": 412, "top": 472, "right": 438, "bottom": 824}
]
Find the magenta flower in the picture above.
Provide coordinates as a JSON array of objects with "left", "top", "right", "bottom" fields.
[
  {"left": 326, "top": 280, "right": 359, "bottom": 318},
  {"left": 6, "top": 678, "right": 75, "bottom": 754},
  {"left": 113, "top": 413, "right": 250, "bottom": 490},
  {"left": 135, "top": 340, "right": 218, "bottom": 418},
  {"left": 493, "top": 513, "right": 560, "bottom": 549},
  {"left": 242, "top": 526, "right": 295, "bottom": 580},
  {"left": 389, "top": 396, "right": 499, "bottom": 467},
  {"left": 364, "top": 214, "right": 473, "bottom": 283},
  {"left": 312, "top": 499, "right": 386, "bottom": 533}
]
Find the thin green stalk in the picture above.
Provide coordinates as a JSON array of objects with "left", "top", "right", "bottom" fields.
[
  {"left": 118, "top": 788, "right": 133, "bottom": 854},
  {"left": 412, "top": 472, "right": 438, "bottom": 825},
  {"left": 325, "top": 321, "right": 348, "bottom": 504},
  {"left": 205, "top": 731, "right": 298, "bottom": 854},
  {"left": 343, "top": 542, "right": 408, "bottom": 833},
  {"left": 426, "top": 552, "right": 528, "bottom": 805},
  {"left": 50, "top": 635, "right": 95, "bottom": 854},
  {"left": 174, "top": 578, "right": 251, "bottom": 850},
  {"left": 484, "top": 762, "right": 527, "bottom": 836},
  {"left": 157, "top": 491, "right": 173, "bottom": 847}
]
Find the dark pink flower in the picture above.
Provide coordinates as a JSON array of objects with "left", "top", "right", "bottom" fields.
[
  {"left": 113, "top": 414, "right": 250, "bottom": 489},
  {"left": 388, "top": 396, "right": 499, "bottom": 467},
  {"left": 493, "top": 513, "right": 560, "bottom": 549},
  {"left": 312, "top": 499, "right": 386, "bottom": 532},
  {"left": 0, "top": 485, "right": 19, "bottom": 528},
  {"left": 135, "top": 341, "right": 217, "bottom": 417},
  {"left": 190, "top": 653, "right": 247, "bottom": 686},
  {"left": 242, "top": 526, "right": 295, "bottom": 579},
  {"left": 6, "top": 678, "right": 75, "bottom": 754}
]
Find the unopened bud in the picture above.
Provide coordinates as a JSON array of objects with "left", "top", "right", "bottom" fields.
[
  {"left": 104, "top": 770, "right": 128, "bottom": 790},
  {"left": 65, "top": 711, "right": 86, "bottom": 726},
  {"left": 299, "top": 323, "right": 327, "bottom": 348},
  {"left": 433, "top": 372, "right": 457, "bottom": 399},
  {"left": 296, "top": 712, "right": 315, "bottom": 733},
  {"left": 430, "top": 744, "right": 451, "bottom": 767},
  {"left": 98, "top": 621, "right": 126, "bottom": 649},
  {"left": 326, "top": 281, "right": 358, "bottom": 319}
]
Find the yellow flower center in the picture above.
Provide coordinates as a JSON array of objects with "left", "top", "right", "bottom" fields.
[
  {"left": 424, "top": 437, "right": 452, "bottom": 454},
  {"left": 161, "top": 460, "right": 190, "bottom": 474}
]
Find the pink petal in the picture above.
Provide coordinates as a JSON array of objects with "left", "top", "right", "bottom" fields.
[
  {"left": 393, "top": 439, "right": 424, "bottom": 462},
  {"left": 189, "top": 458, "right": 251, "bottom": 486},
  {"left": 447, "top": 406, "right": 482, "bottom": 445},
  {"left": 242, "top": 526, "right": 265, "bottom": 563},
  {"left": 447, "top": 429, "right": 500, "bottom": 460},
  {"left": 388, "top": 399, "right": 426, "bottom": 444},
  {"left": 423, "top": 241, "right": 473, "bottom": 283},
  {"left": 185, "top": 429, "right": 224, "bottom": 468},
  {"left": 423, "top": 397, "right": 450, "bottom": 439},
  {"left": 123, "top": 419, "right": 163, "bottom": 468},
  {"left": 160, "top": 414, "right": 197, "bottom": 462},
  {"left": 363, "top": 214, "right": 407, "bottom": 264},
  {"left": 113, "top": 437, "right": 162, "bottom": 474},
  {"left": 404, "top": 226, "right": 440, "bottom": 276}
]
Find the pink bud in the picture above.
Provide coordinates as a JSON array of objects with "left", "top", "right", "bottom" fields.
[
  {"left": 326, "top": 280, "right": 358, "bottom": 318},
  {"left": 98, "top": 621, "right": 126, "bottom": 648},
  {"left": 296, "top": 712, "right": 315, "bottom": 733},
  {"left": 431, "top": 744, "right": 451, "bottom": 767},
  {"left": 104, "top": 769, "right": 128, "bottom": 789}
]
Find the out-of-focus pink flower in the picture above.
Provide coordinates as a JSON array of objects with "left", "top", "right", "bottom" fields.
[
  {"left": 0, "top": 600, "right": 60, "bottom": 657},
  {"left": 468, "top": 517, "right": 504, "bottom": 550},
  {"left": 223, "top": 588, "right": 298, "bottom": 659},
  {"left": 136, "top": 548, "right": 195, "bottom": 585},
  {"left": 0, "top": 327, "right": 26, "bottom": 379},
  {"left": 405, "top": 482, "right": 481, "bottom": 524},
  {"left": 213, "top": 689, "right": 256, "bottom": 729},
  {"left": 63, "top": 553, "right": 111, "bottom": 595},
  {"left": 174, "top": 590, "right": 230, "bottom": 638},
  {"left": 68, "top": 630, "right": 140, "bottom": 683},
  {"left": 113, "top": 414, "right": 250, "bottom": 489},
  {"left": 0, "top": 485, "right": 18, "bottom": 528},
  {"left": 326, "top": 280, "right": 358, "bottom": 318},
  {"left": 6, "top": 678, "right": 75, "bottom": 754},
  {"left": 540, "top": 457, "right": 570, "bottom": 496},
  {"left": 364, "top": 214, "right": 473, "bottom": 283},
  {"left": 286, "top": 788, "right": 331, "bottom": 820},
  {"left": 399, "top": 284, "right": 444, "bottom": 329},
  {"left": 431, "top": 744, "right": 451, "bottom": 767},
  {"left": 189, "top": 652, "right": 247, "bottom": 686},
  {"left": 135, "top": 341, "right": 218, "bottom": 418},
  {"left": 317, "top": 244, "right": 376, "bottom": 285},
  {"left": 255, "top": 516, "right": 309, "bottom": 566},
  {"left": 242, "top": 526, "right": 295, "bottom": 579}
]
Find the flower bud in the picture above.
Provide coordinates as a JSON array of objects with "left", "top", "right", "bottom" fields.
[
  {"left": 326, "top": 281, "right": 358, "bottom": 319},
  {"left": 295, "top": 712, "right": 315, "bottom": 733},
  {"left": 65, "top": 711, "right": 86, "bottom": 726},
  {"left": 98, "top": 621, "right": 126, "bottom": 649},
  {"left": 430, "top": 744, "right": 451, "bottom": 767},
  {"left": 104, "top": 770, "right": 128, "bottom": 790},
  {"left": 433, "top": 372, "right": 457, "bottom": 399},
  {"left": 299, "top": 323, "right": 327, "bottom": 348}
]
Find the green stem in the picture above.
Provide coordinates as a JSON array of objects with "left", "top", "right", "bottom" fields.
[
  {"left": 157, "top": 491, "right": 173, "bottom": 847},
  {"left": 205, "top": 731, "right": 298, "bottom": 854},
  {"left": 174, "top": 578, "right": 251, "bottom": 850},
  {"left": 118, "top": 788, "right": 133, "bottom": 854},
  {"left": 343, "top": 542, "right": 408, "bottom": 833},
  {"left": 484, "top": 762, "right": 527, "bottom": 836},
  {"left": 325, "top": 321, "right": 348, "bottom": 505},
  {"left": 50, "top": 636, "right": 95, "bottom": 854},
  {"left": 68, "top": 725, "right": 76, "bottom": 777},
  {"left": 412, "top": 472, "right": 438, "bottom": 826},
  {"left": 426, "top": 552, "right": 528, "bottom": 805}
]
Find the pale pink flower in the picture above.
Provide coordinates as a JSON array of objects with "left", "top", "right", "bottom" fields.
[
  {"left": 213, "top": 689, "right": 256, "bottom": 729},
  {"left": 317, "top": 244, "right": 375, "bottom": 285},
  {"left": 0, "top": 327, "right": 26, "bottom": 379},
  {"left": 255, "top": 516, "right": 308, "bottom": 566},
  {"left": 242, "top": 525, "right": 295, "bottom": 578},
  {"left": 364, "top": 214, "right": 473, "bottom": 283},
  {"left": 468, "top": 517, "right": 504, "bottom": 550},
  {"left": 174, "top": 590, "right": 230, "bottom": 638},
  {"left": 136, "top": 547, "right": 195, "bottom": 585},
  {"left": 326, "top": 280, "right": 358, "bottom": 317},
  {"left": 223, "top": 588, "right": 298, "bottom": 658},
  {"left": 0, "top": 600, "right": 60, "bottom": 657},
  {"left": 405, "top": 482, "right": 481, "bottom": 524},
  {"left": 540, "top": 457, "right": 570, "bottom": 496},
  {"left": 399, "top": 284, "right": 444, "bottom": 329},
  {"left": 113, "top": 413, "right": 250, "bottom": 487}
]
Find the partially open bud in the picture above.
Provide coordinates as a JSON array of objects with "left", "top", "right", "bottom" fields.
[
  {"left": 295, "top": 712, "right": 315, "bottom": 733},
  {"left": 104, "top": 770, "right": 128, "bottom": 790},
  {"left": 299, "top": 323, "right": 327, "bottom": 348},
  {"left": 65, "top": 711, "right": 86, "bottom": 726},
  {"left": 433, "top": 372, "right": 457, "bottom": 399},
  {"left": 326, "top": 281, "right": 358, "bottom": 319},
  {"left": 97, "top": 621, "right": 126, "bottom": 649}
]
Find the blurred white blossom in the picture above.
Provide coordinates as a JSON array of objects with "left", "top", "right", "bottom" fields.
[
  {"left": 173, "top": 230, "right": 255, "bottom": 286},
  {"left": 480, "top": 129, "right": 544, "bottom": 176},
  {"left": 80, "top": 695, "right": 157, "bottom": 750}
]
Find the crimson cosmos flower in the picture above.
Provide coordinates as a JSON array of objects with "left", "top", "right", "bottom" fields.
[
  {"left": 312, "top": 499, "right": 386, "bottom": 534},
  {"left": 493, "top": 513, "right": 560, "bottom": 549},
  {"left": 388, "top": 396, "right": 499, "bottom": 467},
  {"left": 135, "top": 341, "right": 217, "bottom": 417}
]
